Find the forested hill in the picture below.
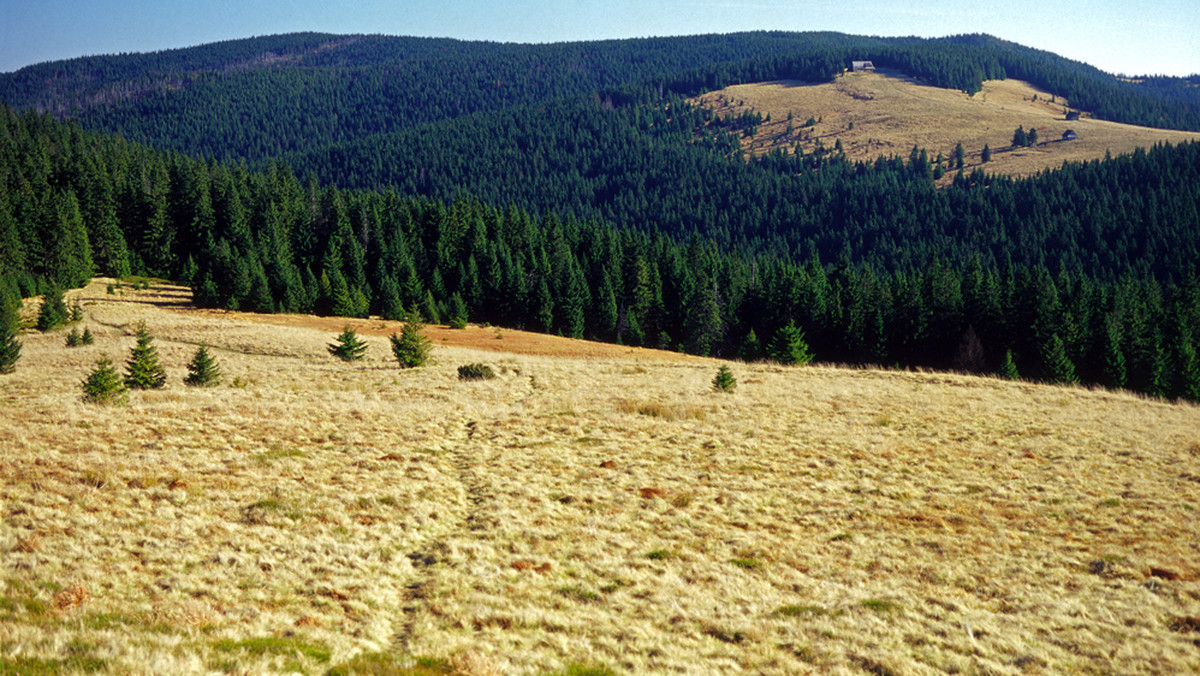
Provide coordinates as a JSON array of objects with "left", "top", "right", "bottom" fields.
[
  {"left": 3, "top": 104, "right": 1200, "bottom": 401},
  {"left": 2, "top": 32, "right": 1198, "bottom": 165},
  {"left": 2, "top": 33, "right": 1200, "bottom": 401}
]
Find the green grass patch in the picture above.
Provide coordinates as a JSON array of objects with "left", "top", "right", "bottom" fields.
[
  {"left": 557, "top": 586, "right": 601, "bottom": 603},
  {"left": 828, "top": 532, "right": 852, "bottom": 542},
  {"left": 860, "top": 598, "right": 899, "bottom": 612},
  {"left": 542, "top": 663, "right": 620, "bottom": 676},
  {"left": 252, "top": 448, "right": 305, "bottom": 463},
  {"left": 248, "top": 498, "right": 282, "bottom": 512},
  {"left": 730, "top": 557, "right": 762, "bottom": 570},
  {"left": 82, "top": 612, "right": 135, "bottom": 630},
  {"left": 646, "top": 549, "right": 672, "bottom": 560},
  {"left": 0, "top": 655, "right": 107, "bottom": 675},
  {"left": 777, "top": 604, "right": 827, "bottom": 617},
  {"left": 211, "top": 635, "right": 330, "bottom": 664},
  {"left": 327, "top": 654, "right": 452, "bottom": 675}
]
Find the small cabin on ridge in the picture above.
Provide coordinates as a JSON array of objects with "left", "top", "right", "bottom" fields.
[
  {"left": 851, "top": 61, "right": 876, "bottom": 73},
  {"left": 1062, "top": 130, "right": 1078, "bottom": 141}
]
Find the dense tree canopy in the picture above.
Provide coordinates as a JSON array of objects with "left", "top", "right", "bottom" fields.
[{"left": 1, "top": 31, "right": 1198, "bottom": 402}]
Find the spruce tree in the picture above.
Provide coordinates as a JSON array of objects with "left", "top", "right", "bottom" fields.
[
  {"left": 390, "top": 307, "right": 432, "bottom": 368},
  {"left": 36, "top": 284, "right": 69, "bottom": 332},
  {"left": 0, "top": 294, "right": 20, "bottom": 374},
  {"left": 82, "top": 357, "right": 128, "bottom": 405},
  {"left": 999, "top": 348, "right": 1020, "bottom": 380},
  {"left": 328, "top": 326, "right": 368, "bottom": 361},
  {"left": 1040, "top": 333, "right": 1078, "bottom": 384},
  {"left": 769, "top": 320, "right": 814, "bottom": 365},
  {"left": 185, "top": 345, "right": 222, "bottom": 387},
  {"left": 81, "top": 326, "right": 94, "bottom": 345},
  {"left": 739, "top": 328, "right": 763, "bottom": 362},
  {"left": 1174, "top": 332, "right": 1200, "bottom": 402},
  {"left": 712, "top": 365, "right": 737, "bottom": 393},
  {"left": 65, "top": 327, "right": 82, "bottom": 347},
  {"left": 1100, "top": 320, "right": 1126, "bottom": 389},
  {"left": 124, "top": 322, "right": 167, "bottom": 389},
  {"left": 981, "top": 144, "right": 991, "bottom": 162},
  {"left": 447, "top": 292, "right": 468, "bottom": 329},
  {"left": 420, "top": 289, "right": 441, "bottom": 325}
]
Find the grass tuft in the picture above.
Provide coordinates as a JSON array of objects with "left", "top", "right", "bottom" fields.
[
  {"left": 777, "top": 604, "right": 827, "bottom": 617},
  {"left": 616, "top": 399, "right": 705, "bottom": 421},
  {"left": 860, "top": 598, "right": 900, "bottom": 613},
  {"left": 211, "top": 635, "right": 330, "bottom": 663},
  {"left": 557, "top": 586, "right": 602, "bottom": 603}
]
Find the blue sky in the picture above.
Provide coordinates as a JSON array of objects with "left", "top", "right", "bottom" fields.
[{"left": 2, "top": 0, "right": 1198, "bottom": 76}]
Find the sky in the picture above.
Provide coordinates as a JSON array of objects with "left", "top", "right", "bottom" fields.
[{"left": 2, "top": 0, "right": 1198, "bottom": 77}]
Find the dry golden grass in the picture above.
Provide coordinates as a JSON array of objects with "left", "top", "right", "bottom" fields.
[
  {"left": 2, "top": 279, "right": 1199, "bottom": 674},
  {"left": 694, "top": 70, "right": 1200, "bottom": 181}
]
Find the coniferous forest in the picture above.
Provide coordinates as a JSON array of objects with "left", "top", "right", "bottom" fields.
[{"left": 1, "top": 32, "right": 1199, "bottom": 400}]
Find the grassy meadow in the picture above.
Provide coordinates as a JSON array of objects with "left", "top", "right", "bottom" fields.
[
  {"left": 2, "top": 279, "right": 1199, "bottom": 674},
  {"left": 695, "top": 70, "right": 1200, "bottom": 182}
]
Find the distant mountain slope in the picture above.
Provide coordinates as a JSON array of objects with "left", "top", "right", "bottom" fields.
[
  {"left": 2, "top": 32, "right": 1197, "bottom": 166},
  {"left": 695, "top": 71, "right": 1200, "bottom": 180}
]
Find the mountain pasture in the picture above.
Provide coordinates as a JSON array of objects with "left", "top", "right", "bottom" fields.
[
  {"left": 695, "top": 71, "right": 1200, "bottom": 180},
  {"left": 2, "top": 281, "right": 1198, "bottom": 674}
]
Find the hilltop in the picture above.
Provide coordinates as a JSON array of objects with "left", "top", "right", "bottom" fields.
[
  {"left": 696, "top": 70, "right": 1200, "bottom": 180},
  {"left": 2, "top": 280, "right": 1198, "bottom": 674}
]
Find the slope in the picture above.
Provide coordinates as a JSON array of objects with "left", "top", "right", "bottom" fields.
[
  {"left": 695, "top": 70, "right": 1200, "bottom": 180},
  {"left": 2, "top": 280, "right": 1198, "bottom": 674}
]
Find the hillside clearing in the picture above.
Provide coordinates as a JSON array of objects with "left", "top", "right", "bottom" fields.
[
  {"left": 695, "top": 71, "right": 1200, "bottom": 181},
  {"left": 2, "top": 280, "right": 1198, "bottom": 674}
]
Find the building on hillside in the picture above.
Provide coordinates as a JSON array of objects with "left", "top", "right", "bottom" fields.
[
  {"left": 851, "top": 61, "right": 875, "bottom": 73},
  {"left": 1062, "top": 130, "right": 1078, "bottom": 141},
  {"left": 1065, "top": 110, "right": 1081, "bottom": 121}
]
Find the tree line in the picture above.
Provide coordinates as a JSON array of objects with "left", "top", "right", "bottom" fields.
[{"left": 2, "top": 105, "right": 1197, "bottom": 400}]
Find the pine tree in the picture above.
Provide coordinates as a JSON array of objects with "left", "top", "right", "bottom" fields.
[
  {"left": 379, "top": 276, "right": 405, "bottom": 322},
  {"left": 999, "top": 348, "right": 1020, "bottom": 380},
  {"left": 687, "top": 282, "right": 724, "bottom": 356},
  {"left": 125, "top": 322, "right": 167, "bottom": 389},
  {"left": 82, "top": 357, "right": 128, "bottom": 405},
  {"left": 769, "top": 320, "right": 814, "bottom": 365},
  {"left": 447, "top": 292, "right": 468, "bottom": 329},
  {"left": 712, "top": 364, "right": 737, "bottom": 393},
  {"left": 981, "top": 144, "right": 991, "bottom": 162},
  {"left": 36, "top": 284, "right": 69, "bottom": 332},
  {"left": 739, "top": 328, "right": 763, "bottom": 362},
  {"left": 65, "top": 327, "right": 82, "bottom": 347},
  {"left": 0, "top": 293, "right": 20, "bottom": 374},
  {"left": 390, "top": 307, "right": 432, "bottom": 368},
  {"left": 81, "top": 326, "right": 94, "bottom": 345},
  {"left": 1100, "top": 319, "right": 1126, "bottom": 389},
  {"left": 184, "top": 345, "right": 222, "bottom": 387},
  {"left": 420, "top": 289, "right": 441, "bottom": 325},
  {"left": 1040, "top": 333, "right": 1078, "bottom": 384},
  {"left": 1174, "top": 331, "right": 1200, "bottom": 402},
  {"left": 328, "top": 326, "right": 368, "bottom": 361}
]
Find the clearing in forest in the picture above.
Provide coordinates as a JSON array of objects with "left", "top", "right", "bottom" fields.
[{"left": 694, "top": 70, "right": 1200, "bottom": 181}]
